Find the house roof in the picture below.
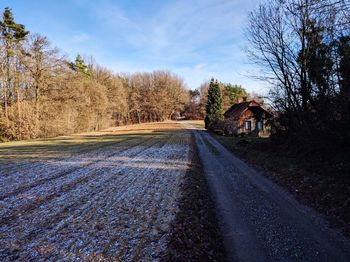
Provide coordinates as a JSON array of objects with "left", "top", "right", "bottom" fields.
[{"left": 224, "top": 100, "right": 272, "bottom": 119}]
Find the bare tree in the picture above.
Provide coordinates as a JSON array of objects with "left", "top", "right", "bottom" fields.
[
  {"left": 23, "top": 34, "right": 64, "bottom": 129},
  {"left": 0, "top": 7, "right": 193, "bottom": 141},
  {"left": 246, "top": 0, "right": 350, "bottom": 144}
]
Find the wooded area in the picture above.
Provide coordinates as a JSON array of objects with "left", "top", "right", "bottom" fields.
[
  {"left": 0, "top": 8, "right": 190, "bottom": 141},
  {"left": 247, "top": 0, "right": 350, "bottom": 153},
  {"left": 188, "top": 79, "right": 248, "bottom": 123}
]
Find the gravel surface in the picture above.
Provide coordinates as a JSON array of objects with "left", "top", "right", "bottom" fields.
[
  {"left": 0, "top": 131, "right": 191, "bottom": 261},
  {"left": 184, "top": 123, "right": 350, "bottom": 262},
  {"left": 161, "top": 133, "right": 226, "bottom": 261}
]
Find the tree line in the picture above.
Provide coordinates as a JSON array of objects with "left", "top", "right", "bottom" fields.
[
  {"left": 0, "top": 8, "right": 189, "bottom": 141},
  {"left": 187, "top": 79, "right": 248, "bottom": 122},
  {"left": 247, "top": 0, "right": 350, "bottom": 152}
]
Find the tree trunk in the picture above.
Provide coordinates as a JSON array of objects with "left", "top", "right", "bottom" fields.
[
  {"left": 137, "top": 111, "right": 141, "bottom": 124},
  {"left": 3, "top": 84, "right": 9, "bottom": 126},
  {"left": 5, "top": 54, "right": 10, "bottom": 127},
  {"left": 35, "top": 84, "right": 40, "bottom": 135},
  {"left": 15, "top": 66, "right": 22, "bottom": 140},
  {"left": 169, "top": 110, "right": 175, "bottom": 120}
]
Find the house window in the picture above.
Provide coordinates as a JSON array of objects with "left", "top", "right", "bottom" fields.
[
  {"left": 257, "top": 121, "right": 263, "bottom": 130},
  {"left": 245, "top": 121, "right": 251, "bottom": 131}
]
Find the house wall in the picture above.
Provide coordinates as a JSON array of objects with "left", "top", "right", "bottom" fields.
[
  {"left": 224, "top": 109, "right": 271, "bottom": 137},
  {"left": 238, "top": 110, "right": 255, "bottom": 134}
]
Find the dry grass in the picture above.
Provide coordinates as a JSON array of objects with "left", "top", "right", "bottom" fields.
[
  {"left": 77, "top": 121, "right": 186, "bottom": 135},
  {"left": 0, "top": 121, "right": 186, "bottom": 161}
]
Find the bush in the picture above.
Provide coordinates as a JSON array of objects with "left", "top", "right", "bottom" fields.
[
  {"left": 208, "top": 118, "right": 238, "bottom": 136},
  {"left": 0, "top": 102, "right": 38, "bottom": 140}
]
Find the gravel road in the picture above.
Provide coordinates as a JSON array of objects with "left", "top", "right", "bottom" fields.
[
  {"left": 184, "top": 123, "right": 350, "bottom": 262},
  {"left": 0, "top": 130, "right": 191, "bottom": 261}
]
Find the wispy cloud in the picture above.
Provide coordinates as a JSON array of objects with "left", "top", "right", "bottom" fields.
[
  {"left": 91, "top": 0, "right": 264, "bottom": 91},
  {"left": 71, "top": 32, "right": 90, "bottom": 43},
  {"left": 94, "top": 3, "right": 140, "bottom": 31},
  {"left": 2, "top": 0, "right": 264, "bottom": 92}
]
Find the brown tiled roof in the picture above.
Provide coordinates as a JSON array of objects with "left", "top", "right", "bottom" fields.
[{"left": 224, "top": 101, "right": 270, "bottom": 119}]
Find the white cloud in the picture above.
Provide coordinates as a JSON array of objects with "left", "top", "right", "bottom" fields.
[
  {"left": 95, "top": 4, "right": 140, "bottom": 31},
  {"left": 71, "top": 33, "right": 90, "bottom": 43},
  {"left": 72, "top": 0, "right": 264, "bottom": 92},
  {"left": 172, "top": 61, "right": 268, "bottom": 93}
]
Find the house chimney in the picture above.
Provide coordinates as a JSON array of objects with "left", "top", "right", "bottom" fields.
[{"left": 237, "top": 97, "right": 247, "bottom": 103}]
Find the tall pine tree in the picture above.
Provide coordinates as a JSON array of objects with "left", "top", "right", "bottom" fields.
[
  {"left": 0, "top": 7, "right": 29, "bottom": 135},
  {"left": 205, "top": 78, "right": 223, "bottom": 129},
  {"left": 70, "top": 54, "right": 90, "bottom": 76}
]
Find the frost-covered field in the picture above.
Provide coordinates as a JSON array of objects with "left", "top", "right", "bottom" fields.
[{"left": 0, "top": 122, "right": 191, "bottom": 261}]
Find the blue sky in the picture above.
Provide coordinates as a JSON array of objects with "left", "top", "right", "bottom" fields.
[{"left": 1, "top": 0, "right": 267, "bottom": 93}]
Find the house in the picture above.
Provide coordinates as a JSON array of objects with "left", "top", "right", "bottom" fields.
[{"left": 223, "top": 100, "right": 272, "bottom": 137}]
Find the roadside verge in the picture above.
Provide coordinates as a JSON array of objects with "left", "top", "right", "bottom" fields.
[
  {"left": 161, "top": 132, "right": 226, "bottom": 261},
  {"left": 211, "top": 132, "right": 350, "bottom": 237}
]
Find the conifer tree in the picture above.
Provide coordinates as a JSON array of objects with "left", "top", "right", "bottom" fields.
[
  {"left": 70, "top": 54, "right": 90, "bottom": 76},
  {"left": 0, "top": 7, "right": 29, "bottom": 135},
  {"left": 205, "top": 78, "right": 223, "bottom": 129}
]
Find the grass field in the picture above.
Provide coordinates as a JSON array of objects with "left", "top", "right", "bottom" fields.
[
  {"left": 0, "top": 121, "right": 183, "bottom": 160},
  {"left": 0, "top": 122, "right": 192, "bottom": 260}
]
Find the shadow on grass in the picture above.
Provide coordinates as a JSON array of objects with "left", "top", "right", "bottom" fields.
[{"left": 0, "top": 131, "right": 177, "bottom": 160}]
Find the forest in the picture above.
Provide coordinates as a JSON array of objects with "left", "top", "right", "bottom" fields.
[
  {"left": 0, "top": 7, "right": 250, "bottom": 142},
  {"left": 0, "top": 8, "right": 194, "bottom": 141}
]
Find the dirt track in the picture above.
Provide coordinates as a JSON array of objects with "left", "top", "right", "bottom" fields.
[
  {"left": 0, "top": 123, "right": 191, "bottom": 261},
  {"left": 184, "top": 122, "right": 350, "bottom": 262}
]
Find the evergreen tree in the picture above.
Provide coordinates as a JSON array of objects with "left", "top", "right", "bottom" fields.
[
  {"left": 221, "top": 83, "right": 247, "bottom": 110},
  {"left": 205, "top": 78, "right": 223, "bottom": 129},
  {"left": 0, "top": 7, "right": 29, "bottom": 44},
  {"left": 70, "top": 54, "right": 90, "bottom": 76},
  {"left": 0, "top": 7, "right": 29, "bottom": 137}
]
